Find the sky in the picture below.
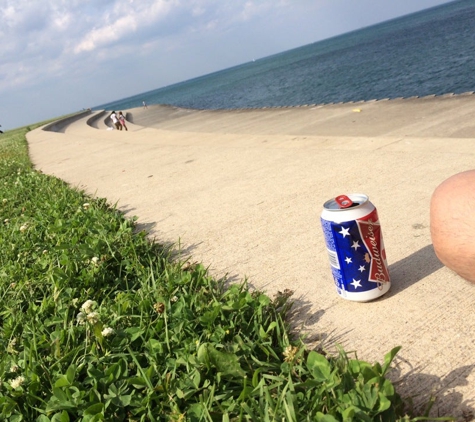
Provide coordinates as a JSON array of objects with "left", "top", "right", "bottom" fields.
[{"left": 0, "top": 0, "right": 454, "bottom": 131}]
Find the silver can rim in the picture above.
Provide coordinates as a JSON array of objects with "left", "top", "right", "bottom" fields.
[{"left": 323, "top": 193, "right": 369, "bottom": 211}]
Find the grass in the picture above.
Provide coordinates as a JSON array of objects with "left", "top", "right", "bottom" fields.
[{"left": 0, "top": 123, "right": 453, "bottom": 421}]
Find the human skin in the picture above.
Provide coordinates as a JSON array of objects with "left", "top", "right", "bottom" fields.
[{"left": 430, "top": 170, "right": 475, "bottom": 283}]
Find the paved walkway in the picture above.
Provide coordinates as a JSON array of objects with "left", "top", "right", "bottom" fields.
[{"left": 28, "top": 94, "right": 475, "bottom": 418}]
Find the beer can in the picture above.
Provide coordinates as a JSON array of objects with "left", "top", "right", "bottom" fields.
[{"left": 320, "top": 193, "right": 390, "bottom": 302}]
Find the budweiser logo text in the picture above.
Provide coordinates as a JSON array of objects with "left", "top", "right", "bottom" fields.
[{"left": 357, "top": 209, "right": 390, "bottom": 285}]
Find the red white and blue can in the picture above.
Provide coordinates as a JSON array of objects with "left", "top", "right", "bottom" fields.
[{"left": 320, "top": 193, "right": 390, "bottom": 302}]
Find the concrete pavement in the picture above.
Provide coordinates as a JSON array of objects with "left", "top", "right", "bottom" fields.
[{"left": 27, "top": 94, "right": 475, "bottom": 418}]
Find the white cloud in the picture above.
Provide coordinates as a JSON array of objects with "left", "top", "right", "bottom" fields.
[
  {"left": 1, "top": 0, "right": 287, "bottom": 68},
  {"left": 52, "top": 11, "right": 72, "bottom": 31},
  {"left": 239, "top": 1, "right": 273, "bottom": 21},
  {"left": 74, "top": 16, "right": 137, "bottom": 53},
  {"left": 73, "top": 0, "right": 177, "bottom": 53}
]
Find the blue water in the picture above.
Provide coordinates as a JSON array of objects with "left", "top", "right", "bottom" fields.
[{"left": 96, "top": 0, "right": 475, "bottom": 112}]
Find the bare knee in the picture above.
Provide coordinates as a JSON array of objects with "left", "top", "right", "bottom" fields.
[{"left": 430, "top": 170, "right": 475, "bottom": 283}]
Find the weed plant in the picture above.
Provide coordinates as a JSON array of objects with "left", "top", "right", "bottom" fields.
[{"left": 0, "top": 126, "right": 450, "bottom": 421}]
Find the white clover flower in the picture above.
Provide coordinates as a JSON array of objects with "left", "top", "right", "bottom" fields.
[
  {"left": 171, "top": 295, "right": 178, "bottom": 303},
  {"left": 7, "top": 338, "right": 18, "bottom": 354},
  {"left": 101, "top": 327, "right": 114, "bottom": 337},
  {"left": 43, "top": 250, "right": 47, "bottom": 254},
  {"left": 153, "top": 302, "right": 165, "bottom": 314},
  {"left": 3, "top": 219, "right": 9, "bottom": 223},
  {"left": 91, "top": 256, "right": 99, "bottom": 265},
  {"left": 19, "top": 224, "right": 28, "bottom": 232},
  {"left": 283, "top": 345, "right": 300, "bottom": 363},
  {"left": 80, "top": 300, "right": 96, "bottom": 314},
  {"left": 76, "top": 312, "right": 87, "bottom": 325},
  {"left": 83, "top": 203, "right": 90, "bottom": 210},
  {"left": 86, "top": 311, "right": 99, "bottom": 324},
  {"left": 2, "top": 198, "right": 7, "bottom": 203},
  {"left": 10, "top": 364, "right": 19, "bottom": 373},
  {"left": 10, "top": 375, "right": 25, "bottom": 389}
]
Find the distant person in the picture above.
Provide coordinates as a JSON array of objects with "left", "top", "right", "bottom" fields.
[
  {"left": 118, "top": 112, "right": 128, "bottom": 131},
  {"left": 430, "top": 169, "right": 475, "bottom": 283},
  {"left": 0, "top": 124, "right": 3, "bottom": 134},
  {"left": 143, "top": 101, "right": 148, "bottom": 109},
  {"left": 110, "top": 111, "right": 121, "bottom": 130}
]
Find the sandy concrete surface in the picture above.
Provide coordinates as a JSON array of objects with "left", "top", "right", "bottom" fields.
[{"left": 27, "top": 95, "right": 475, "bottom": 418}]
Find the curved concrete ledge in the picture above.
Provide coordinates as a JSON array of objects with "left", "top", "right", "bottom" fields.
[
  {"left": 123, "top": 93, "right": 475, "bottom": 140},
  {"left": 90, "top": 110, "right": 136, "bottom": 131},
  {"left": 86, "top": 110, "right": 108, "bottom": 129},
  {"left": 131, "top": 90, "right": 475, "bottom": 113},
  {"left": 39, "top": 109, "right": 137, "bottom": 133},
  {"left": 42, "top": 110, "right": 92, "bottom": 133}
]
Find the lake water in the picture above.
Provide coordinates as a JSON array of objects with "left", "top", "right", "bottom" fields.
[{"left": 96, "top": 0, "right": 475, "bottom": 112}]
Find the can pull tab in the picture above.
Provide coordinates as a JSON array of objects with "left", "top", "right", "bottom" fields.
[{"left": 335, "top": 195, "right": 354, "bottom": 209}]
